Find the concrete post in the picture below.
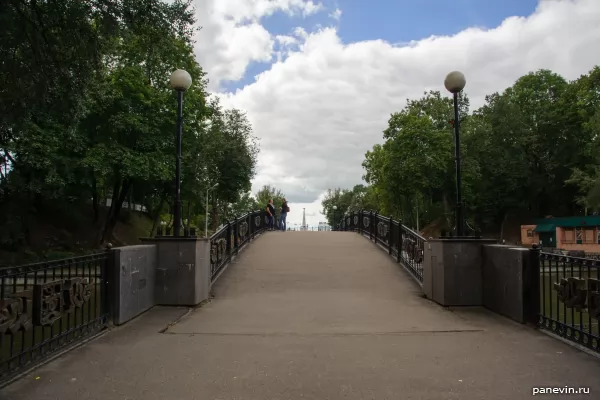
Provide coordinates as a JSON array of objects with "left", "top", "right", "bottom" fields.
[
  {"left": 423, "top": 238, "right": 497, "bottom": 306},
  {"left": 140, "top": 237, "right": 212, "bottom": 307},
  {"left": 110, "top": 245, "right": 157, "bottom": 325},
  {"left": 524, "top": 244, "right": 541, "bottom": 325}
]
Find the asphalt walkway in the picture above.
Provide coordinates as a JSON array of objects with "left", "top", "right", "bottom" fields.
[{"left": 3, "top": 232, "right": 600, "bottom": 399}]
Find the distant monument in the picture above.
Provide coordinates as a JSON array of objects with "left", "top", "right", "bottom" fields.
[{"left": 302, "top": 208, "right": 307, "bottom": 231}]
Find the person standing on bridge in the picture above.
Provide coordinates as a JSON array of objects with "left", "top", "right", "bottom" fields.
[
  {"left": 279, "top": 198, "right": 289, "bottom": 231},
  {"left": 266, "top": 199, "right": 275, "bottom": 231}
]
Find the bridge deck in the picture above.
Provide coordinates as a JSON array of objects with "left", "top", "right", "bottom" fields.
[{"left": 4, "top": 232, "right": 600, "bottom": 399}]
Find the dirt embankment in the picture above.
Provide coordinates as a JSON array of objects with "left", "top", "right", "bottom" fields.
[{"left": 0, "top": 202, "right": 153, "bottom": 267}]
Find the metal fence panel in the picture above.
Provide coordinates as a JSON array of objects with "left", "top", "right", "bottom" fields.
[
  {"left": 210, "top": 210, "right": 267, "bottom": 283},
  {"left": 538, "top": 251, "right": 600, "bottom": 353},
  {"left": 0, "top": 252, "right": 110, "bottom": 382},
  {"left": 341, "top": 211, "right": 425, "bottom": 284}
]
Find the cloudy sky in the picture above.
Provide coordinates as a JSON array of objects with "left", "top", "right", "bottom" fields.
[{"left": 191, "top": 0, "right": 600, "bottom": 228}]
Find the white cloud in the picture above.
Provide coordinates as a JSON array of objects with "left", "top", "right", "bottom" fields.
[
  {"left": 203, "top": 0, "right": 600, "bottom": 227},
  {"left": 275, "top": 35, "right": 299, "bottom": 47},
  {"left": 329, "top": 8, "right": 342, "bottom": 21},
  {"left": 299, "top": 0, "right": 324, "bottom": 16},
  {"left": 192, "top": 0, "right": 324, "bottom": 89}
]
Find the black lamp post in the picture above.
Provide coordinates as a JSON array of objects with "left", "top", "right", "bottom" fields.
[
  {"left": 444, "top": 71, "right": 467, "bottom": 237},
  {"left": 170, "top": 69, "right": 193, "bottom": 237}
]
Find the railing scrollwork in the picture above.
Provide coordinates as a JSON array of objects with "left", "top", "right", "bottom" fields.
[
  {"left": 540, "top": 252, "right": 600, "bottom": 353},
  {"left": 377, "top": 221, "right": 388, "bottom": 237},
  {"left": 363, "top": 216, "right": 370, "bottom": 228},
  {"left": 239, "top": 221, "right": 249, "bottom": 237},
  {"left": 1, "top": 252, "right": 110, "bottom": 380},
  {"left": 338, "top": 210, "right": 425, "bottom": 284},
  {"left": 210, "top": 210, "right": 267, "bottom": 282}
]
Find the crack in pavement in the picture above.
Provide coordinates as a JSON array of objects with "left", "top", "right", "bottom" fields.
[{"left": 161, "top": 329, "right": 486, "bottom": 337}]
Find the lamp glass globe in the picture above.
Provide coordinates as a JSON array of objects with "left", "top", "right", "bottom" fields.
[
  {"left": 444, "top": 71, "right": 466, "bottom": 93},
  {"left": 170, "top": 69, "right": 193, "bottom": 91}
]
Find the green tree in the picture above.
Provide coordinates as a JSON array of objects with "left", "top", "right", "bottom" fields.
[
  {"left": 0, "top": 0, "right": 120, "bottom": 149},
  {"left": 255, "top": 185, "right": 285, "bottom": 210},
  {"left": 332, "top": 67, "right": 600, "bottom": 238},
  {"left": 361, "top": 91, "right": 473, "bottom": 230},
  {"left": 565, "top": 67, "right": 600, "bottom": 214},
  {"left": 230, "top": 191, "right": 259, "bottom": 217},
  {"left": 80, "top": 0, "right": 205, "bottom": 243},
  {"left": 198, "top": 98, "right": 258, "bottom": 229},
  {"left": 321, "top": 188, "right": 354, "bottom": 226}
]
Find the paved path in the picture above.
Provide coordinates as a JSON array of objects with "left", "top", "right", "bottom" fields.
[{"left": 3, "top": 232, "right": 600, "bottom": 399}]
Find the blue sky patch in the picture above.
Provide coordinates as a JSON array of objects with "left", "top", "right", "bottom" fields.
[
  {"left": 221, "top": 0, "right": 540, "bottom": 91},
  {"left": 336, "top": 0, "right": 538, "bottom": 44}
]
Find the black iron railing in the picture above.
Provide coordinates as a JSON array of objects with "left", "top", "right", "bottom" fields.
[
  {"left": 538, "top": 250, "right": 600, "bottom": 353},
  {"left": 210, "top": 210, "right": 268, "bottom": 282},
  {"left": 0, "top": 252, "right": 110, "bottom": 382},
  {"left": 341, "top": 210, "right": 425, "bottom": 284}
]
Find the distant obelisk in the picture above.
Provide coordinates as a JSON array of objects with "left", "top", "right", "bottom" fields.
[{"left": 302, "top": 208, "right": 306, "bottom": 231}]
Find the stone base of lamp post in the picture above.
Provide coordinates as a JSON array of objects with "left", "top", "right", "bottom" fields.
[
  {"left": 140, "top": 236, "right": 211, "bottom": 307},
  {"left": 422, "top": 237, "right": 497, "bottom": 306}
]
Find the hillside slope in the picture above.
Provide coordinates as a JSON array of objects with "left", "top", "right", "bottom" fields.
[{"left": 0, "top": 201, "right": 154, "bottom": 267}]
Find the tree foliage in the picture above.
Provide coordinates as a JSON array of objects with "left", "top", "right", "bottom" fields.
[
  {"left": 324, "top": 67, "right": 600, "bottom": 238},
  {"left": 0, "top": 0, "right": 259, "bottom": 253},
  {"left": 255, "top": 185, "right": 286, "bottom": 212}
]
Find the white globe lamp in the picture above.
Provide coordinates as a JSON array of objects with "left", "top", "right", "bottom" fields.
[
  {"left": 170, "top": 69, "right": 193, "bottom": 91},
  {"left": 444, "top": 71, "right": 466, "bottom": 94}
]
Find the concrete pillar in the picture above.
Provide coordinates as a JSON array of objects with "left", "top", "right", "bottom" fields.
[
  {"left": 110, "top": 245, "right": 157, "bottom": 325},
  {"left": 423, "top": 238, "right": 497, "bottom": 306},
  {"left": 140, "top": 237, "right": 211, "bottom": 307},
  {"left": 480, "top": 244, "right": 534, "bottom": 323}
]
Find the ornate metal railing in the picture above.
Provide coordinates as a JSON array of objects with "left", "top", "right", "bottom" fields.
[
  {"left": 341, "top": 210, "right": 425, "bottom": 284},
  {"left": 538, "top": 250, "right": 600, "bottom": 353},
  {"left": 210, "top": 210, "right": 268, "bottom": 282},
  {"left": 0, "top": 252, "right": 110, "bottom": 382}
]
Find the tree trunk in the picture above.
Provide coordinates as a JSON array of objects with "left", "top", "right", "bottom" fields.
[
  {"left": 416, "top": 198, "right": 420, "bottom": 233},
  {"left": 166, "top": 205, "right": 173, "bottom": 229},
  {"left": 100, "top": 179, "right": 132, "bottom": 245},
  {"left": 499, "top": 211, "right": 510, "bottom": 240},
  {"left": 92, "top": 173, "right": 99, "bottom": 224},
  {"left": 442, "top": 193, "right": 452, "bottom": 231},
  {"left": 128, "top": 185, "right": 133, "bottom": 212},
  {"left": 97, "top": 181, "right": 119, "bottom": 244},
  {"left": 187, "top": 201, "right": 192, "bottom": 228},
  {"left": 149, "top": 192, "right": 167, "bottom": 236}
]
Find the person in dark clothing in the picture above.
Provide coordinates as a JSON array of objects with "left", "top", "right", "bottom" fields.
[
  {"left": 279, "top": 198, "right": 289, "bottom": 231},
  {"left": 266, "top": 199, "right": 275, "bottom": 231}
]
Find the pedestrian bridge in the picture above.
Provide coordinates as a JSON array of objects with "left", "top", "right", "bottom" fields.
[{"left": 3, "top": 229, "right": 600, "bottom": 399}]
